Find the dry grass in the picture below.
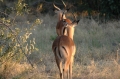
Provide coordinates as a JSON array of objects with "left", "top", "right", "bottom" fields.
[{"left": 0, "top": 13, "right": 120, "bottom": 79}]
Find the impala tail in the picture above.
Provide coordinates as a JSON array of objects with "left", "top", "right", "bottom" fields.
[{"left": 53, "top": 37, "right": 68, "bottom": 60}]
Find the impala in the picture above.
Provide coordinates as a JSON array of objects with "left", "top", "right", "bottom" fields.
[
  {"left": 53, "top": 0, "right": 72, "bottom": 36},
  {"left": 52, "top": 19, "right": 79, "bottom": 79}
]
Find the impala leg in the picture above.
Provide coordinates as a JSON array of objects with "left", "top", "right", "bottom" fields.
[
  {"left": 55, "top": 57, "right": 63, "bottom": 79},
  {"left": 54, "top": 48, "right": 63, "bottom": 79},
  {"left": 59, "top": 62, "right": 63, "bottom": 79},
  {"left": 67, "top": 68, "right": 69, "bottom": 79},
  {"left": 63, "top": 59, "right": 70, "bottom": 79},
  {"left": 69, "top": 46, "right": 76, "bottom": 79},
  {"left": 69, "top": 57, "right": 73, "bottom": 79}
]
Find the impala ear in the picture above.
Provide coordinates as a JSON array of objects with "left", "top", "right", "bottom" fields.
[
  {"left": 76, "top": 20, "right": 80, "bottom": 24},
  {"left": 71, "top": 20, "right": 79, "bottom": 27}
]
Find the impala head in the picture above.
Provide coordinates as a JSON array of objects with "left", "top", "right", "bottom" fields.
[
  {"left": 53, "top": 0, "right": 69, "bottom": 20},
  {"left": 61, "top": 19, "right": 79, "bottom": 39},
  {"left": 63, "top": 20, "right": 79, "bottom": 28}
]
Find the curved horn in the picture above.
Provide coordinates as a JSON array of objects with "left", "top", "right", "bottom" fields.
[
  {"left": 61, "top": 0, "right": 66, "bottom": 8},
  {"left": 53, "top": 3, "right": 61, "bottom": 11}
]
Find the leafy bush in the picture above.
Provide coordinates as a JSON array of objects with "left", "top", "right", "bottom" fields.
[{"left": 0, "top": 0, "right": 42, "bottom": 78}]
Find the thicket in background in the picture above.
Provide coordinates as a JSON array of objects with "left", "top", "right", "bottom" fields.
[
  {"left": 1, "top": 0, "right": 120, "bottom": 19},
  {"left": 24, "top": 0, "right": 120, "bottom": 19}
]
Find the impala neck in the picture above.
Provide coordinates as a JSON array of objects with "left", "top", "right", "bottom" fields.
[
  {"left": 58, "top": 13, "right": 66, "bottom": 21},
  {"left": 67, "top": 27, "right": 74, "bottom": 40}
]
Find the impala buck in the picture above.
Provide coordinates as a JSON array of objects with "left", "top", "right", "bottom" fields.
[
  {"left": 53, "top": 0, "right": 72, "bottom": 36},
  {"left": 52, "top": 19, "right": 79, "bottom": 79}
]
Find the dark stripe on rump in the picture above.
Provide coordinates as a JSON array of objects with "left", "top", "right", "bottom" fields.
[
  {"left": 54, "top": 47, "right": 57, "bottom": 56},
  {"left": 54, "top": 47, "right": 56, "bottom": 52},
  {"left": 62, "top": 46, "right": 68, "bottom": 55},
  {"left": 58, "top": 49, "right": 62, "bottom": 58},
  {"left": 54, "top": 47, "right": 62, "bottom": 58}
]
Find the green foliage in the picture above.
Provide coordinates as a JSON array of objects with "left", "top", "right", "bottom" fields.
[
  {"left": 0, "top": 1, "right": 42, "bottom": 78},
  {"left": 100, "top": 0, "right": 120, "bottom": 18},
  {"left": 15, "top": 0, "right": 29, "bottom": 15},
  {"left": 0, "top": 18, "right": 40, "bottom": 64},
  {"left": 1, "top": 0, "right": 120, "bottom": 19},
  {"left": 0, "top": 18, "right": 42, "bottom": 79},
  {"left": 91, "top": 38, "right": 102, "bottom": 48},
  {"left": 50, "top": 35, "right": 57, "bottom": 41}
]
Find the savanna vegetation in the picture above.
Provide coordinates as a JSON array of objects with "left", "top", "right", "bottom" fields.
[{"left": 0, "top": 0, "right": 120, "bottom": 79}]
